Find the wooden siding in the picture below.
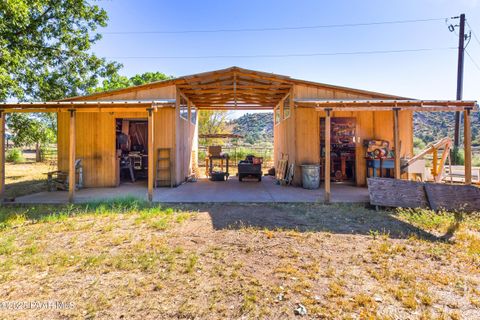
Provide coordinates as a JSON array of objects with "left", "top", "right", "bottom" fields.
[
  {"left": 58, "top": 109, "right": 176, "bottom": 187},
  {"left": 175, "top": 90, "right": 198, "bottom": 185},
  {"left": 76, "top": 85, "right": 176, "bottom": 101},
  {"left": 274, "top": 91, "right": 298, "bottom": 179},
  {"left": 289, "top": 84, "right": 413, "bottom": 186}
]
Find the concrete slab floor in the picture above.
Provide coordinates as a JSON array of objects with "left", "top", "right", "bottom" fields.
[{"left": 13, "top": 176, "right": 369, "bottom": 204}]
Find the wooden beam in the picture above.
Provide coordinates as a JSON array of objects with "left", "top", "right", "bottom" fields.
[
  {"left": 0, "top": 111, "right": 5, "bottom": 201},
  {"left": 393, "top": 108, "right": 401, "bottom": 179},
  {"left": 68, "top": 109, "right": 76, "bottom": 203},
  {"left": 195, "top": 106, "right": 275, "bottom": 110},
  {"left": 325, "top": 109, "right": 332, "bottom": 203},
  {"left": 313, "top": 106, "right": 470, "bottom": 112},
  {"left": 147, "top": 107, "right": 155, "bottom": 201},
  {"left": 178, "top": 84, "right": 291, "bottom": 90},
  {"left": 181, "top": 88, "right": 290, "bottom": 95},
  {"left": 464, "top": 108, "right": 472, "bottom": 185}
]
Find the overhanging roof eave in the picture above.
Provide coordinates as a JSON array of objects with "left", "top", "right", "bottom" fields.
[
  {"left": 0, "top": 99, "right": 176, "bottom": 112},
  {"left": 295, "top": 99, "right": 478, "bottom": 112}
]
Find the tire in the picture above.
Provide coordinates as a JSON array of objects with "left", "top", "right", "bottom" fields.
[
  {"left": 239, "top": 174, "right": 243, "bottom": 182},
  {"left": 258, "top": 175, "right": 262, "bottom": 182}
]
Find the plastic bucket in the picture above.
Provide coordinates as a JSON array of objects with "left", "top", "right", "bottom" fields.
[{"left": 301, "top": 164, "right": 320, "bottom": 189}]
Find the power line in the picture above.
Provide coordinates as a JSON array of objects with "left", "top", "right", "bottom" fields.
[
  {"left": 466, "top": 21, "right": 480, "bottom": 47},
  {"left": 105, "top": 47, "right": 455, "bottom": 60},
  {"left": 102, "top": 17, "right": 446, "bottom": 35},
  {"left": 465, "top": 49, "right": 480, "bottom": 72}
]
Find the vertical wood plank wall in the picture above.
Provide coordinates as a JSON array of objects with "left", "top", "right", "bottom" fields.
[
  {"left": 58, "top": 109, "right": 176, "bottom": 187},
  {"left": 57, "top": 84, "right": 199, "bottom": 188},
  {"left": 287, "top": 84, "right": 414, "bottom": 186}
]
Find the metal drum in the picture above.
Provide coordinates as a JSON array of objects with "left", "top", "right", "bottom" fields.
[{"left": 301, "top": 164, "right": 321, "bottom": 189}]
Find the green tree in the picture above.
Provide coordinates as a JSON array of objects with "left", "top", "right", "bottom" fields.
[
  {"left": 91, "top": 71, "right": 172, "bottom": 93},
  {"left": 1, "top": 1, "right": 122, "bottom": 160},
  {"left": 8, "top": 113, "right": 55, "bottom": 161},
  {"left": 0, "top": 0, "right": 121, "bottom": 101},
  {"left": 198, "top": 111, "right": 232, "bottom": 146}
]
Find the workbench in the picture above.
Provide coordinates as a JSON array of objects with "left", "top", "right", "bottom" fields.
[
  {"left": 207, "top": 154, "right": 229, "bottom": 180},
  {"left": 366, "top": 158, "right": 394, "bottom": 178}
]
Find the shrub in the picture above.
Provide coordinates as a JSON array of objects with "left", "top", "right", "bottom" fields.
[{"left": 6, "top": 148, "right": 24, "bottom": 163}]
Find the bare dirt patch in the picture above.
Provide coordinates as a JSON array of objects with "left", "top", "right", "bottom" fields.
[{"left": 0, "top": 203, "right": 479, "bottom": 319}]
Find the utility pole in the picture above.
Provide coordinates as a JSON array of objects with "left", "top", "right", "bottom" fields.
[{"left": 453, "top": 13, "right": 466, "bottom": 163}]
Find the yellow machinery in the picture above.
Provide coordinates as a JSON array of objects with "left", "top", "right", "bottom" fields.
[{"left": 402, "top": 137, "right": 452, "bottom": 182}]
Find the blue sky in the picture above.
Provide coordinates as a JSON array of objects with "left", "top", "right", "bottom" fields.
[{"left": 93, "top": 0, "right": 480, "bottom": 103}]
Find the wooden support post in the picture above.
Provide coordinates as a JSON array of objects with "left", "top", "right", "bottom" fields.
[
  {"left": 0, "top": 111, "right": 5, "bottom": 201},
  {"left": 147, "top": 107, "right": 155, "bottom": 201},
  {"left": 464, "top": 108, "right": 472, "bottom": 185},
  {"left": 432, "top": 148, "right": 438, "bottom": 178},
  {"left": 324, "top": 109, "right": 331, "bottom": 203},
  {"left": 68, "top": 109, "right": 76, "bottom": 203},
  {"left": 393, "top": 108, "right": 401, "bottom": 179}
]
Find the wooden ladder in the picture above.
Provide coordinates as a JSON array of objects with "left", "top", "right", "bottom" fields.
[{"left": 155, "top": 148, "right": 173, "bottom": 188}]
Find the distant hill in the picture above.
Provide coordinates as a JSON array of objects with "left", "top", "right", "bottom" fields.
[
  {"left": 228, "top": 111, "right": 479, "bottom": 147},
  {"left": 229, "top": 112, "right": 273, "bottom": 145},
  {"left": 414, "top": 112, "right": 480, "bottom": 146}
]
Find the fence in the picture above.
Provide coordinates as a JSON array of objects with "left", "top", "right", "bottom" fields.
[{"left": 198, "top": 145, "right": 274, "bottom": 169}]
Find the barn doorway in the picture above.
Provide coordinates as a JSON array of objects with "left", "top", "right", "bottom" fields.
[
  {"left": 115, "top": 118, "right": 149, "bottom": 184},
  {"left": 321, "top": 117, "right": 357, "bottom": 183}
]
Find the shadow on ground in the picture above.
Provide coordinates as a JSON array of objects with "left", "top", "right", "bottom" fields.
[
  {"left": 177, "top": 203, "right": 443, "bottom": 241},
  {"left": 4, "top": 179, "right": 47, "bottom": 199}
]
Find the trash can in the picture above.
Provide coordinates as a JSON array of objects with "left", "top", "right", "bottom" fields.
[{"left": 301, "top": 164, "right": 320, "bottom": 189}]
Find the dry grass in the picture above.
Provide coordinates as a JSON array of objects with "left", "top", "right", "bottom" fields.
[
  {"left": 4, "top": 159, "right": 53, "bottom": 199},
  {"left": 0, "top": 202, "right": 479, "bottom": 319}
]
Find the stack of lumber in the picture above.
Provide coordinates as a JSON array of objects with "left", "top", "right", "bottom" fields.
[{"left": 367, "top": 177, "right": 480, "bottom": 212}]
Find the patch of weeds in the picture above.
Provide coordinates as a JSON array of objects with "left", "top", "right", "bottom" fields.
[
  {"left": 263, "top": 229, "right": 275, "bottom": 239},
  {"left": 85, "top": 292, "right": 111, "bottom": 318},
  {"left": 469, "top": 297, "right": 480, "bottom": 308},
  {"left": 173, "top": 246, "right": 184, "bottom": 254},
  {"left": 353, "top": 293, "right": 377, "bottom": 309},
  {"left": 185, "top": 253, "right": 199, "bottom": 274},
  {"left": 87, "top": 196, "right": 144, "bottom": 215},
  {"left": 292, "top": 279, "right": 312, "bottom": 293},
  {"left": 22, "top": 244, "right": 39, "bottom": 256},
  {"left": 39, "top": 212, "right": 68, "bottom": 224},
  {"left": 325, "top": 265, "right": 336, "bottom": 278},
  {"left": 135, "top": 206, "right": 169, "bottom": 222},
  {"left": 240, "top": 290, "right": 258, "bottom": 314},
  {"left": 328, "top": 279, "right": 346, "bottom": 298},
  {"left": 149, "top": 217, "right": 169, "bottom": 230},
  {"left": 450, "top": 310, "right": 462, "bottom": 320},
  {"left": 49, "top": 251, "right": 82, "bottom": 268},
  {"left": 391, "top": 285, "right": 417, "bottom": 310},
  {"left": 81, "top": 254, "right": 107, "bottom": 270},
  {"left": 175, "top": 211, "right": 191, "bottom": 223},
  {"left": 110, "top": 233, "right": 133, "bottom": 246},
  {"left": 369, "top": 229, "right": 380, "bottom": 240},
  {"left": 428, "top": 245, "right": 448, "bottom": 261},
  {"left": 0, "top": 235, "right": 16, "bottom": 255},
  {"left": 275, "top": 263, "right": 301, "bottom": 279},
  {"left": 397, "top": 208, "right": 456, "bottom": 232},
  {"left": 137, "top": 253, "right": 160, "bottom": 271}
]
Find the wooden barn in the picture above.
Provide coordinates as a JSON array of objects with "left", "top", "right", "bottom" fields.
[{"left": 0, "top": 67, "right": 476, "bottom": 202}]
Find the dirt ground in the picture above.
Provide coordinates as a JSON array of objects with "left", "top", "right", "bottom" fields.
[
  {"left": 4, "top": 152, "right": 54, "bottom": 199},
  {"left": 0, "top": 203, "right": 479, "bottom": 319}
]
